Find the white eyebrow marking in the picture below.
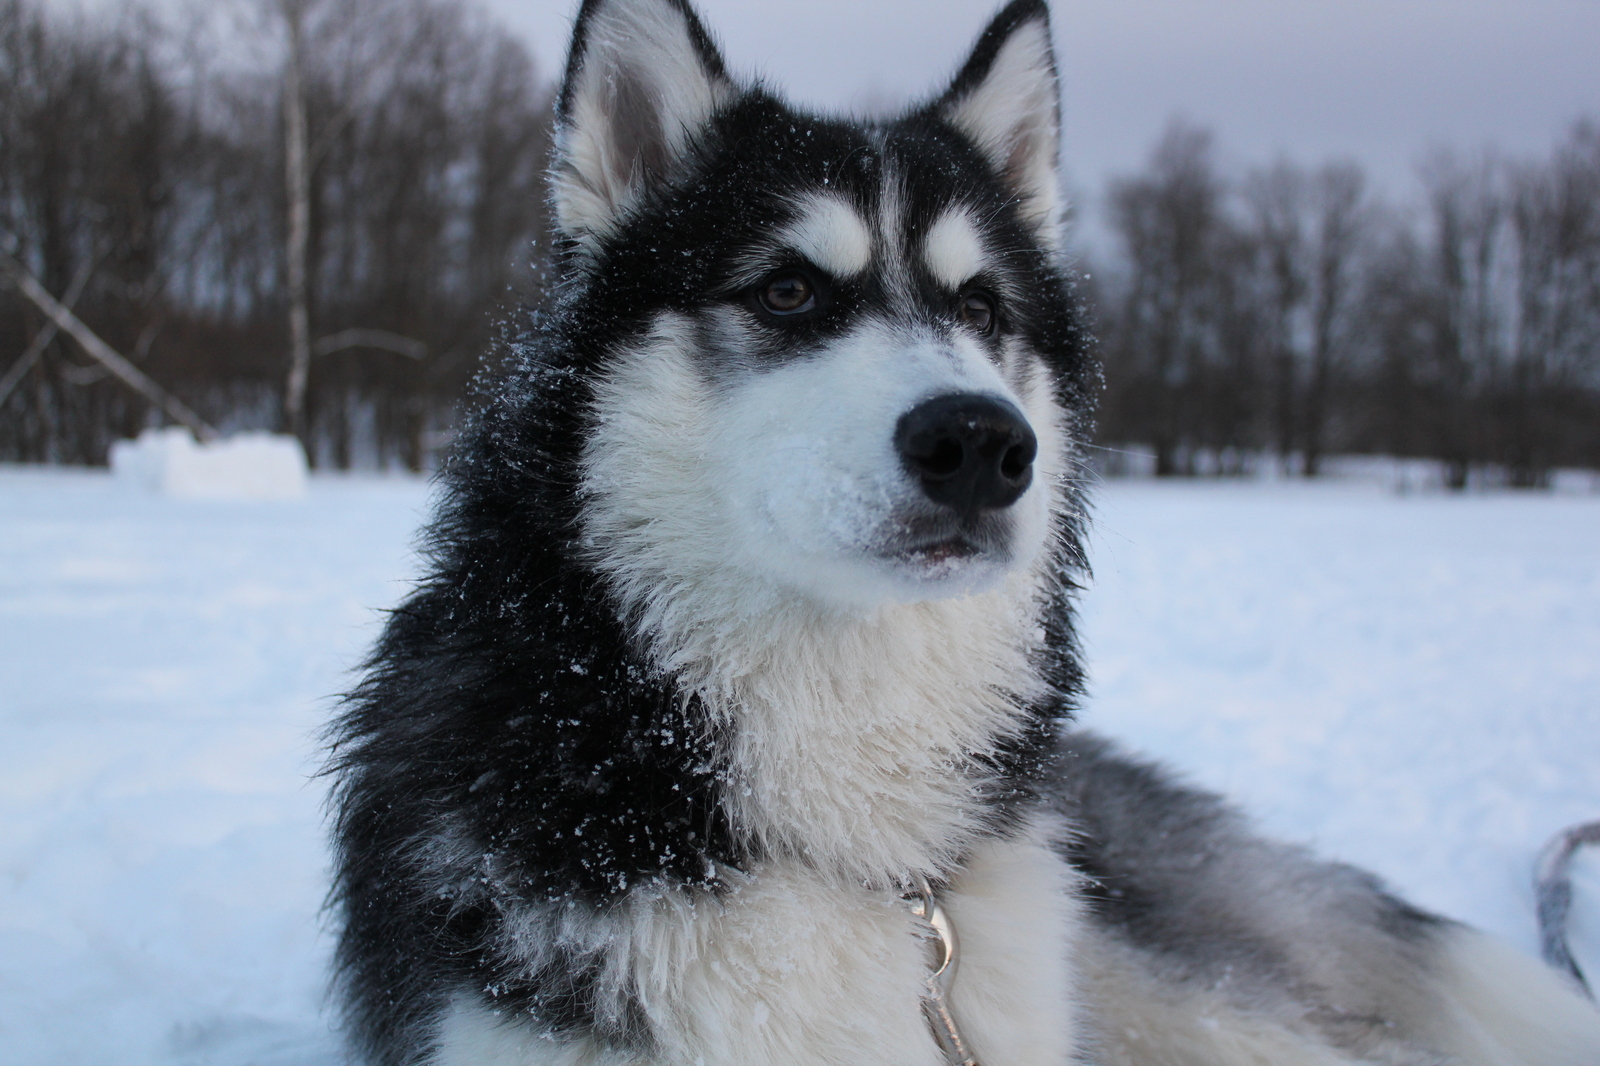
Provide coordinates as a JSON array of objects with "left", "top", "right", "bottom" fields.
[
  {"left": 922, "top": 207, "right": 987, "bottom": 289},
  {"left": 780, "top": 194, "right": 873, "bottom": 277}
]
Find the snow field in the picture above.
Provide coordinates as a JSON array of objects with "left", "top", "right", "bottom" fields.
[
  {"left": 1077, "top": 479, "right": 1600, "bottom": 973},
  {"left": 0, "top": 466, "right": 1596, "bottom": 1064},
  {"left": 0, "top": 467, "right": 427, "bottom": 1065}
]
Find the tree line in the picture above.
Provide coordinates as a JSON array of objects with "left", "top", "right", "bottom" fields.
[
  {"left": 3, "top": 0, "right": 1597, "bottom": 484},
  {"left": 1091, "top": 120, "right": 1600, "bottom": 486},
  {"left": 0, "top": 0, "right": 551, "bottom": 469}
]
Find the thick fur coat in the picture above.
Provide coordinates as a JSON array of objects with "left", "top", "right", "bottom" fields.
[{"left": 327, "top": 2, "right": 1600, "bottom": 1063}]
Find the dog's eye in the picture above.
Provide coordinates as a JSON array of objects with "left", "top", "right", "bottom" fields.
[
  {"left": 758, "top": 273, "right": 816, "bottom": 316},
  {"left": 959, "top": 291, "right": 998, "bottom": 336}
]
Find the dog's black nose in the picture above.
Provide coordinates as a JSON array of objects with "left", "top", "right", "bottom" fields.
[{"left": 895, "top": 393, "right": 1037, "bottom": 515}]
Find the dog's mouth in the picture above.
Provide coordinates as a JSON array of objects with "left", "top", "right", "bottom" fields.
[
  {"left": 884, "top": 511, "right": 1013, "bottom": 573},
  {"left": 899, "top": 535, "right": 980, "bottom": 564}
]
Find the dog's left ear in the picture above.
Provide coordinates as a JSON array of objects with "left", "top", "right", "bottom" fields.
[
  {"left": 937, "top": 0, "right": 1062, "bottom": 242},
  {"left": 553, "top": 0, "right": 734, "bottom": 251}
]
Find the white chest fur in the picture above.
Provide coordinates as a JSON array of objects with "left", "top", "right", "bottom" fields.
[{"left": 431, "top": 823, "right": 1083, "bottom": 1066}]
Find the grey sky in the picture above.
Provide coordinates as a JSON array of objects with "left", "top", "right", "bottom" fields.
[{"left": 482, "top": 0, "right": 1599, "bottom": 212}]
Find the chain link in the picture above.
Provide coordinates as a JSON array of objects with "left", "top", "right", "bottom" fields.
[{"left": 904, "top": 877, "right": 983, "bottom": 1066}]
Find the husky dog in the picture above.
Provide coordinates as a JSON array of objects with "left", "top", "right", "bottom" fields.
[{"left": 327, "top": 1, "right": 1600, "bottom": 1063}]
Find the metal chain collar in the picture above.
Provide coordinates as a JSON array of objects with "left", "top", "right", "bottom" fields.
[{"left": 904, "top": 877, "right": 983, "bottom": 1066}]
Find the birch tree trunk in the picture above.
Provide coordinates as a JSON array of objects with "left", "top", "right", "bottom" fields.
[{"left": 282, "top": 0, "right": 313, "bottom": 446}]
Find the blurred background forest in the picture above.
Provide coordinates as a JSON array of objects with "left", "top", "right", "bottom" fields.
[
  {"left": 2, "top": 0, "right": 1598, "bottom": 484},
  {"left": 0, "top": 0, "right": 553, "bottom": 470}
]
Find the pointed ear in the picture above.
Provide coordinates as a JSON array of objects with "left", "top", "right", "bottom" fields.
[
  {"left": 553, "top": 0, "right": 733, "bottom": 248},
  {"left": 937, "top": 0, "right": 1062, "bottom": 243}
]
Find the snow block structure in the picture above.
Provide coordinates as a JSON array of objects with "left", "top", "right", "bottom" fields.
[{"left": 110, "top": 427, "right": 308, "bottom": 500}]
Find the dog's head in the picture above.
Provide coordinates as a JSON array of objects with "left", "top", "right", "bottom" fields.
[{"left": 553, "top": 0, "right": 1092, "bottom": 627}]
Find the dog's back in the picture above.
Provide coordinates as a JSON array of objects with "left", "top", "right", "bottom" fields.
[{"left": 1059, "top": 732, "right": 1600, "bottom": 1064}]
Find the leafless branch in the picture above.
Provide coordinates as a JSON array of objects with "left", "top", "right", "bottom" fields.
[
  {"left": 0, "top": 249, "right": 102, "bottom": 405},
  {"left": 313, "top": 328, "right": 426, "bottom": 360},
  {"left": 0, "top": 251, "right": 218, "bottom": 442}
]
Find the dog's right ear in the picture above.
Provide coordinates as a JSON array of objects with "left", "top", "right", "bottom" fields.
[
  {"left": 936, "top": 0, "right": 1062, "bottom": 246},
  {"left": 554, "top": 0, "right": 733, "bottom": 250}
]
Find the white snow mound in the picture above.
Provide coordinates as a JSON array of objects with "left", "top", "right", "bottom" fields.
[{"left": 111, "top": 427, "right": 308, "bottom": 500}]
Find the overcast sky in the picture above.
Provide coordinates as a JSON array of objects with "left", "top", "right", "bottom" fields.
[{"left": 479, "top": 0, "right": 1599, "bottom": 213}]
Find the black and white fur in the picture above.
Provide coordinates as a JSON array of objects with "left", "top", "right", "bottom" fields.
[{"left": 327, "top": 2, "right": 1600, "bottom": 1063}]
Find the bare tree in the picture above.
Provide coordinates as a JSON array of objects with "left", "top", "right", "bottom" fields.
[
  {"left": 1418, "top": 152, "right": 1511, "bottom": 487},
  {"left": 1242, "top": 162, "right": 1308, "bottom": 470},
  {"left": 1506, "top": 122, "right": 1600, "bottom": 484},
  {"left": 1301, "top": 162, "right": 1370, "bottom": 476},
  {"left": 1104, "top": 121, "right": 1231, "bottom": 475},
  {"left": 279, "top": 0, "right": 313, "bottom": 441},
  {"left": 1237, "top": 161, "right": 1373, "bottom": 476}
]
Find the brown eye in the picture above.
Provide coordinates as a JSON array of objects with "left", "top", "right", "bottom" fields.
[
  {"left": 758, "top": 272, "right": 815, "bottom": 315},
  {"left": 959, "top": 291, "right": 997, "bottom": 336}
]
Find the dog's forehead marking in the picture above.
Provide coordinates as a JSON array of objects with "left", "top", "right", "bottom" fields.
[
  {"left": 923, "top": 207, "right": 987, "bottom": 291},
  {"left": 871, "top": 148, "right": 919, "bottom": 306},
  {"left": 873, "top": 148, "right": 904, "bottom": 253},
  {"left": 781, "top": 193, "right": 873, "bottom": 278}
]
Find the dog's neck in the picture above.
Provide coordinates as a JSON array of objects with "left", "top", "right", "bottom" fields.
[{"left": 634, "top": 565, "right": 1053, "bottom": 885}]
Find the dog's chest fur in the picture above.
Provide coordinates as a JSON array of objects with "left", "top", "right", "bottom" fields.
[{"left": 433, "top": 829, "right": 1083, "bottom": 1066}]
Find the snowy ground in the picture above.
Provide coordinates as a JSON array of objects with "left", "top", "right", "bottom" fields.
[
  {"left": 1, "top": 466, "right": 1597, "bottom": 1064},
  {"left": 1076, "top": 478, "right": 1600, "bottom": 958},
  {"left": 0, "top": 468, "right": 426, "bottom": 1066}
]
